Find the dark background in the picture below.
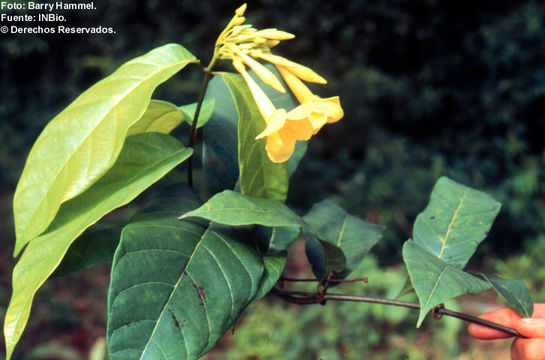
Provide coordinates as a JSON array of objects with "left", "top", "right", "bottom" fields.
[{"left": 2, "top": 0, "right": 545, "bottom": 358}]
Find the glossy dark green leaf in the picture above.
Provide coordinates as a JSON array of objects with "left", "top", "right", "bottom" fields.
[
  {"left": 403, "top": 240, "right": 491, "bottom": 327},
  {"left": 256, "top": 226, "right": 301, "bottom": 254},
  {"left": 13, "top": 44, "right": 197, "bottom": 256},
  {"left": 179, "top": 190, "right": 304, "bottom": 228},
  {"left": 413, "top": 177, "right": 501, "bottom": 268},
  {"left": 303, "top": 199, "right": 384, "bottom": 279},
  {"left": 477, "top": 273, "right": 533, "bottom": 317},
  {"left": 304, "top": 233, "right": 347, "bottom": 278},
  {"left": 201, "top": 68, "right": 303, "bottom": 195},
  {"left": 222, "top": 73, "right": 289, "bottom": 202},
  {"left": 107, "top": 210, "right": 264, "bottom": 359},
  {"left": 288, "top": 142, "right": 307, "bottom": 177},
  {"left": 252, "top": 254, "right": 287, "bottom": 301},
  {"left": 5, "top": 133, "right": 192, "bottom": 360},
  {"left": 127, "top": 100, "right": 185, "bottom": 135},
  {"left": 51, "top": 223, "right": 123, "bottom": 278},
  {"left": 179, "top": 98, "right": 215, "bottom": 128},
  {"left": 201, "top": 75, "right": 239, "bottom": 194}
]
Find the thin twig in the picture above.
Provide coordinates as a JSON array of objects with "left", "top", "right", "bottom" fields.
[
  {"left": 280, "top": 276, "right": 368, "bottom": 284},
  {"left": 271, "top": 288, "right": 527, "bottom": 338}
]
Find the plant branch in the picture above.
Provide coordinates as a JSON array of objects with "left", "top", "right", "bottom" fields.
[
  {"left": 280, "top": 276, "right": 368, "bottom": 284},
  {"left": 187, "top": 56, "right": 218, "bottom": 187},
  {"left": 271, "top": 288, "right": 527, "bottom": 338}
]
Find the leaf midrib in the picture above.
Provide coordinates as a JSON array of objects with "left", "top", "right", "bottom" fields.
[
  {"left": 437, "top": 190, "right": 468, "bottom": 260},
  {"left": 422, "top": 265, "right": 448, "bottom": 312},
  {"left": 336, "top": 216, "right": 348, "bottom": 248}
]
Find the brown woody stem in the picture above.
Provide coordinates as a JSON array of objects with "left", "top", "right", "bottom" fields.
[{"left": 271, "top": 288, "right": 527, "bottom": 338}]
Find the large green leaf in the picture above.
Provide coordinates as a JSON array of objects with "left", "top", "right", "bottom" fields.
[
  {"left": 256, "top": 226, "right": 301, "bottom": 254},
  {"left": 128, "top": 100, "right": 185, "bottom": 135},
  {"left": 403, "top": 240, "right": 491, "bottom": 327},
  {"left": 179, "top": 190, "right": 303, "bottom": 228},
  {"left": 252, "top": 254, "right": 287, "bottom": 301},
  {"left": 222, "top": 73, "right": 289, "bottom": 202},
  {"left": 51, "top": 223, "right": 123, "bottom": 278},
  {"left": 201, "top": 68, "right": 303, "bottom": 195},
  {"left": 476, "top": 273, "right": 533, "bottom": 317},
  {"left": 413, "top": 177, "right": 501, "bottom": 268},
  {"left": 303, "top": 200, "right": 384, "bottom": 279},
  {"left": 107, "top": 211, "right": 264, "bottom": 359},
  {"left": 179, "top": 98, "right": 215, "bottom": 128},
  {"left": 4, "top": 133, "right": 192, "bottom": 360},
  {"left": 13, "top": 44, "right": 197, "bottom": 256},
  {"left": 202, "top": 75, "right": 240, "bottom": 194},
  {"left": 288, "top": 142, "right": 307, "bottom": 177}
]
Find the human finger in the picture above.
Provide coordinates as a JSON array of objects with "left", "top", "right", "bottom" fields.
[
  {"left": 530, "top": 304, "right": 545, "bottom": 319},
  {"left": 511, "top": 338, "right": 545, "bottom": 360},
  {"left": 468, "top": 307, "right": 521, "bottom": 340},
  {"left": 516, "top": 318, "right": 545, "bottom": 338}
]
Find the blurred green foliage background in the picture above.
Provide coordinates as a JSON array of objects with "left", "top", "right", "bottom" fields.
[{"left": 2, "top": 0, "right": 545, "bottom": 358}]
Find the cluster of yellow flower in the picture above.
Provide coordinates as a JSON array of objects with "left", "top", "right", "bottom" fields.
[{"left": 214, "top": 4, "right": 344, "bottom": 163}]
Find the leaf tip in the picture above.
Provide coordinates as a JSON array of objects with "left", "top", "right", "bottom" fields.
[{"left": 416, "top": 312, "right": 427, "bottom": 328}]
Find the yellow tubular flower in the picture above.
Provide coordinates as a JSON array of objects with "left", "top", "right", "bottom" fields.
[
  {"left": 235, "top": 3, "right": 247, "bottom": 16},
  {"left": 238, "top": 52, "right": 286, "bottom": 93},
  {"left": 215, "top": 4, "right": 343, "bottom": 163},
  {"left": 277, "top": 65, "right": 344, "bottom": 134},
  {"left": 254, "top": 29, "right": 295, "bottom": 40},
  {"left": 254, "top": 52, "right": 327, "bottom": 84},
  {"left": 233, "top": 60, "right": 313, "bottom": 163}
]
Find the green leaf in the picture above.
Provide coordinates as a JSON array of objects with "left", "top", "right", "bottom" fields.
[
  {"left": 403, "top": 240, "right": 491, "bottom": 327},
  {"left": 303, "top": 200, "right": 384, "bottom": 279},
  {"left": 252, "top": 254, "right": 287, "bottom": 301},
  {"left": 304, "top": 233, "right": 347, "bottom": 278},
  {"left": 222, "top": 73, "right": 289, "bottom": 202},
  {"left": 477, "top": 273, "right": 533, "bottom": 318},
  {"left": 127, "top": 100, "right": 185, "bottom": 135},
  {"left": 51, "top": 223, "right": 123, "bottom": 278},
  {"left": 413, "top": 177, "right": 501, "bottom": 268},
  {"left": 179, "top": 98, "right": 215, "bottom": 128},
  {"left": 201, "top": 68, "right": 302, "bottom": 195},
  {"left": 288, "top": 142, "right": 307, "bottom": 177},
  {"left": 179, "top": 190, "right": 304, "bottom": 228},
  {"left": 256, "top": 226, "right": 301, "bottom": 254},
  {"left": 107, "top": 212, "right": 264, "bottom": 359},
  {"left": 13, "top": 43, "right": 197, "bottom": 256},
  {"left": 4, "top": 133, "right": 192, "bottom": 360},
  {"left": 202, "top": 75, "right": 239, "bottom": 194}
]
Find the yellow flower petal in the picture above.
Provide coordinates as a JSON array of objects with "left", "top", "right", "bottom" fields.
[
  {"left": 286, "top": 102, "right": 311, "bottom": 119},
  {"left": 239, "top": 52, "right": 286, "bottom": 93},
  {"left": 286, "top": 97, "right": 344, "bottom": 134},
  {"left": 255, "top": 109, "right": 287, "bottom": 139},
  {"left": 265, "top": 129, "right": 296, "bottom": 163},
  {"left": 318, "top": 96, "right": 344, "bottom": 123},
  {"left": 257, "top": 53, "right": 327, "bottom": 84},
  {"left": 308, "top": 112, "right": 328, "bottom": 134},
  {"left": 285, "top": 118, "right": 313, "bottom": 140}
]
